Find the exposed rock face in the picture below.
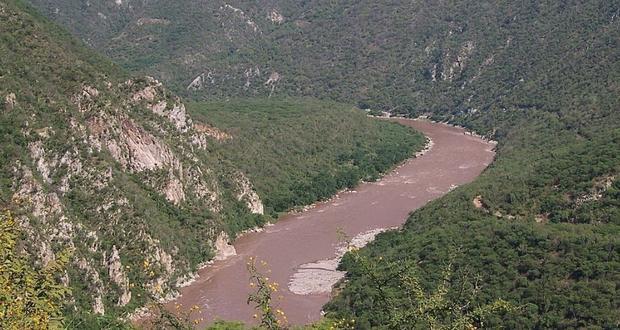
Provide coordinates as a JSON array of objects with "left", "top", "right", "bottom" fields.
[
  {"left": 535, "top": 213, "right": 549, "bottom": 224},
  {"left": 93, "top": 296, "right": 105, "bottom": 315},
  {"left": 11, "top": 165, "right": 75, "bottom": 269},
  {"left": 4, "top": 1, "right": 272, "bottom": 319},
  {"left": 164, "top": 169, "right": 186, "bottom": 205},
  {"left": 442, "top": 41, "right": 475, "bottom": 81},
  {"left": 268, "top": 10, "right": 284, "bottom": 24},
  {"left": 235, "top": 172, "right": 264, "bottom": 215},
  {"left": 83, "top": 78, "right": 226, "bottom": 212},
  {"left": 115, "top": 118, "right": 177, "bottom": 172},
  {"left": 4, "top": 92, "right": 16, "bottom": 110},
  {"left": 187, "top": 71, "right": 215, "bottom": 91},
  {"left": 28, "top": 141, "right": 55, "bottom": 183},
  {"left": 223, "top": 3, "right": 259, "bottom": 33},
  {"left": 194, "top": 123, "right": 232, "bottom": 141},
  {"left": 127, "top": 77, "right": 190, "bottom": 132},
  {"left": 169, "top": 104, "right": 189, "bottom": 131},
  {"left": 265, "top": 72, "right": 281, "bottom": 97},
  {"left": 187, "top": 74, "right": 204, "bottom": 91},
  {"left": 213, "top": 231, "right": 237, "bottom": 261},
  {"left": 73, "top": 85, "right": 100, "bottom": 113},
  {"left": 472, "top": 195, "right": 485, "bottom": 209},
  {"left": 132, "top": 79, "right": 190, "bottom": 132},
  {"left": 131, "top": 83, "right": 158, "bottom": 102},
  {"left": 136, "top": 17, "right": 170, "bottom": 26},
  {"left": 6, "top": 75, "right": 264, "bottom": 315},
  {"left": 244, "top": 67, "right": 261, "bottom": 88},
  {"left": 574, "top": 175, "right": 616, "bottom": 206},
  {"left": 76, "top": 256, "right": 106, "bottom": 315},
  {"left": 107, "top": 245, "right": 132, "bottom": 306},
  {"left": 265, "top": 71, "right": 281, "bottom": 86}
]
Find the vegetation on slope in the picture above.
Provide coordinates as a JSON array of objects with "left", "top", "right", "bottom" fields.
[
  {"left": 1, "top": 1, "right": 246, "bottom": 322},
  {"left": 325, "top": 114, "right": 620, "bottom": 328},
  {"left": 25, "top": 1, "right": 619, "bottom": 110},
  {"left": 190, "top": 99, "right": 425, "bottom": 218},
  {"left": 0, "top": 211, "right": 69, "bottom": 329}
]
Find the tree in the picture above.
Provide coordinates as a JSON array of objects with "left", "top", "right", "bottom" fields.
[
  {"left": 0, "top": 210, "right": 70, "bottom": 329},
  {"left": 326, "top": 231, "right": 516, "bottom": 329}
]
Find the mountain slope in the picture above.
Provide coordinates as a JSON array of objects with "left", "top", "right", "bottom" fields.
[
  {"left": 25, "top": 1, "right": 619, "bottom": 113},
  {"left": 26, "top": 0, "right": 278, "bottom": 96},
  {"left": 188, "top": 99, "right": 425, "bottom": 217},
  {"left": 1, "top": 0, "right": 265, "bottom": 320}
]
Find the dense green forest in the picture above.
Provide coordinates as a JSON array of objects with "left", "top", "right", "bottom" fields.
[
  {"left": 25, "top": 1, "right": 620, "bottom": 112},
  {"left": 318, "top": 1, "right": 620, "bottom": 328},
  {"left": 189, "top": 99, "right": 425, "bottom": 218}
]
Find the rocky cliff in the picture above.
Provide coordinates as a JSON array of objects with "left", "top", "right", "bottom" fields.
[{"left": 0, "top": 0, "right": 265, "bottom": 318}]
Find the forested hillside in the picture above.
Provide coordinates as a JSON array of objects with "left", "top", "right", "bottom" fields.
[
  {"left": 0, "top": 0, "right": 423, "bottom": 326},
  {"left": 0, "top": 0, "right": 264, "bottom": 322},
  {"left": 189, "top": 99, "right": 424, "bottom": 218},
  {"left": 11, "top": 0, "right": 620, "bottom": 327},
  {"left": 319, "top": 2, "right": 619, "bottom": 328},
  {"left": 26, "top": 1, "right": 619, "bottom": 113}
]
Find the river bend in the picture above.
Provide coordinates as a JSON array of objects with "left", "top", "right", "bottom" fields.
[{"left": 168, "top": 119, "right": 496, "bottom": 326}]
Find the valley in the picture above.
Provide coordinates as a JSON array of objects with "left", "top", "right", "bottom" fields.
[{"left": 1, "top": 0, "right": 618, "bottom": 328}]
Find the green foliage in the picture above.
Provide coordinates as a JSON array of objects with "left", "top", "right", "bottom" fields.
[
  {"left": 327, "top": 111, "right": 619, "bottom": 329},
  {"left": 189, "top": 99, "right": 425, "bottom": 216},
  {"left": 326, "top": 234, "right": 516, "bottom": 329},
  {"left": 63, "top": 313, "right": 132, "bottom": 330},
  {"left": 24, "top": 0, "right": 619, "bottom": 113},
  {"left": 0, "top": 210, "right": 70, "bottom": 329},
  {"left": 296, "top": 318, "right": 355, "bottom": 330},
  {"left": 327, "top": 151, "right": 620, "bottom": 329},
  {"left": 206, "top": 321, "right": 248, "bottom": 330}
]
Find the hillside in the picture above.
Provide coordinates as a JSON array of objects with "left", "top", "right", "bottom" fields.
[
  {"left": 0, "top": 0, "right": 424, "bottom": 326},
  {"left": 325, "top": 119, "right": 620, "bottom": 327},
  {"left": 316, "top": 2, "right": 619, "bottom": 328},
  {"left": 188, "top": 99, "right": 425, "bottom": 217},
  {"left": 26, "top": 0, "right": 282, "bottom": 97},
  {"left": 25, "top": 1, "right": 620, "bottom": 112},
  {"left": 0, "top": 0, "right": 266, "bottom": 322}
]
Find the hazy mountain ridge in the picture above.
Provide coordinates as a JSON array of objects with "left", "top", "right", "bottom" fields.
[
  {"left": 28, "top": 0, "right": 285, "bottom": 96},
  {"left": 27, "top": 1, "right": 619, "bottom": 119}
]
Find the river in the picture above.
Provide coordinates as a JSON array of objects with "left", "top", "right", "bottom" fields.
[{"left": 165, "top": 119, "right": 496, "bottom": 326}]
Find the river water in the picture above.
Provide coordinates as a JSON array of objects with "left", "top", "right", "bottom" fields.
[{"left": 166, "top": 119, "right": 496, "bottom": 326}]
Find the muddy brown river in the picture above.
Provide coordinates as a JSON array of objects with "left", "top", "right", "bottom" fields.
[{"left": 166, "top": 119, "right": 496, "bottom": 326}]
